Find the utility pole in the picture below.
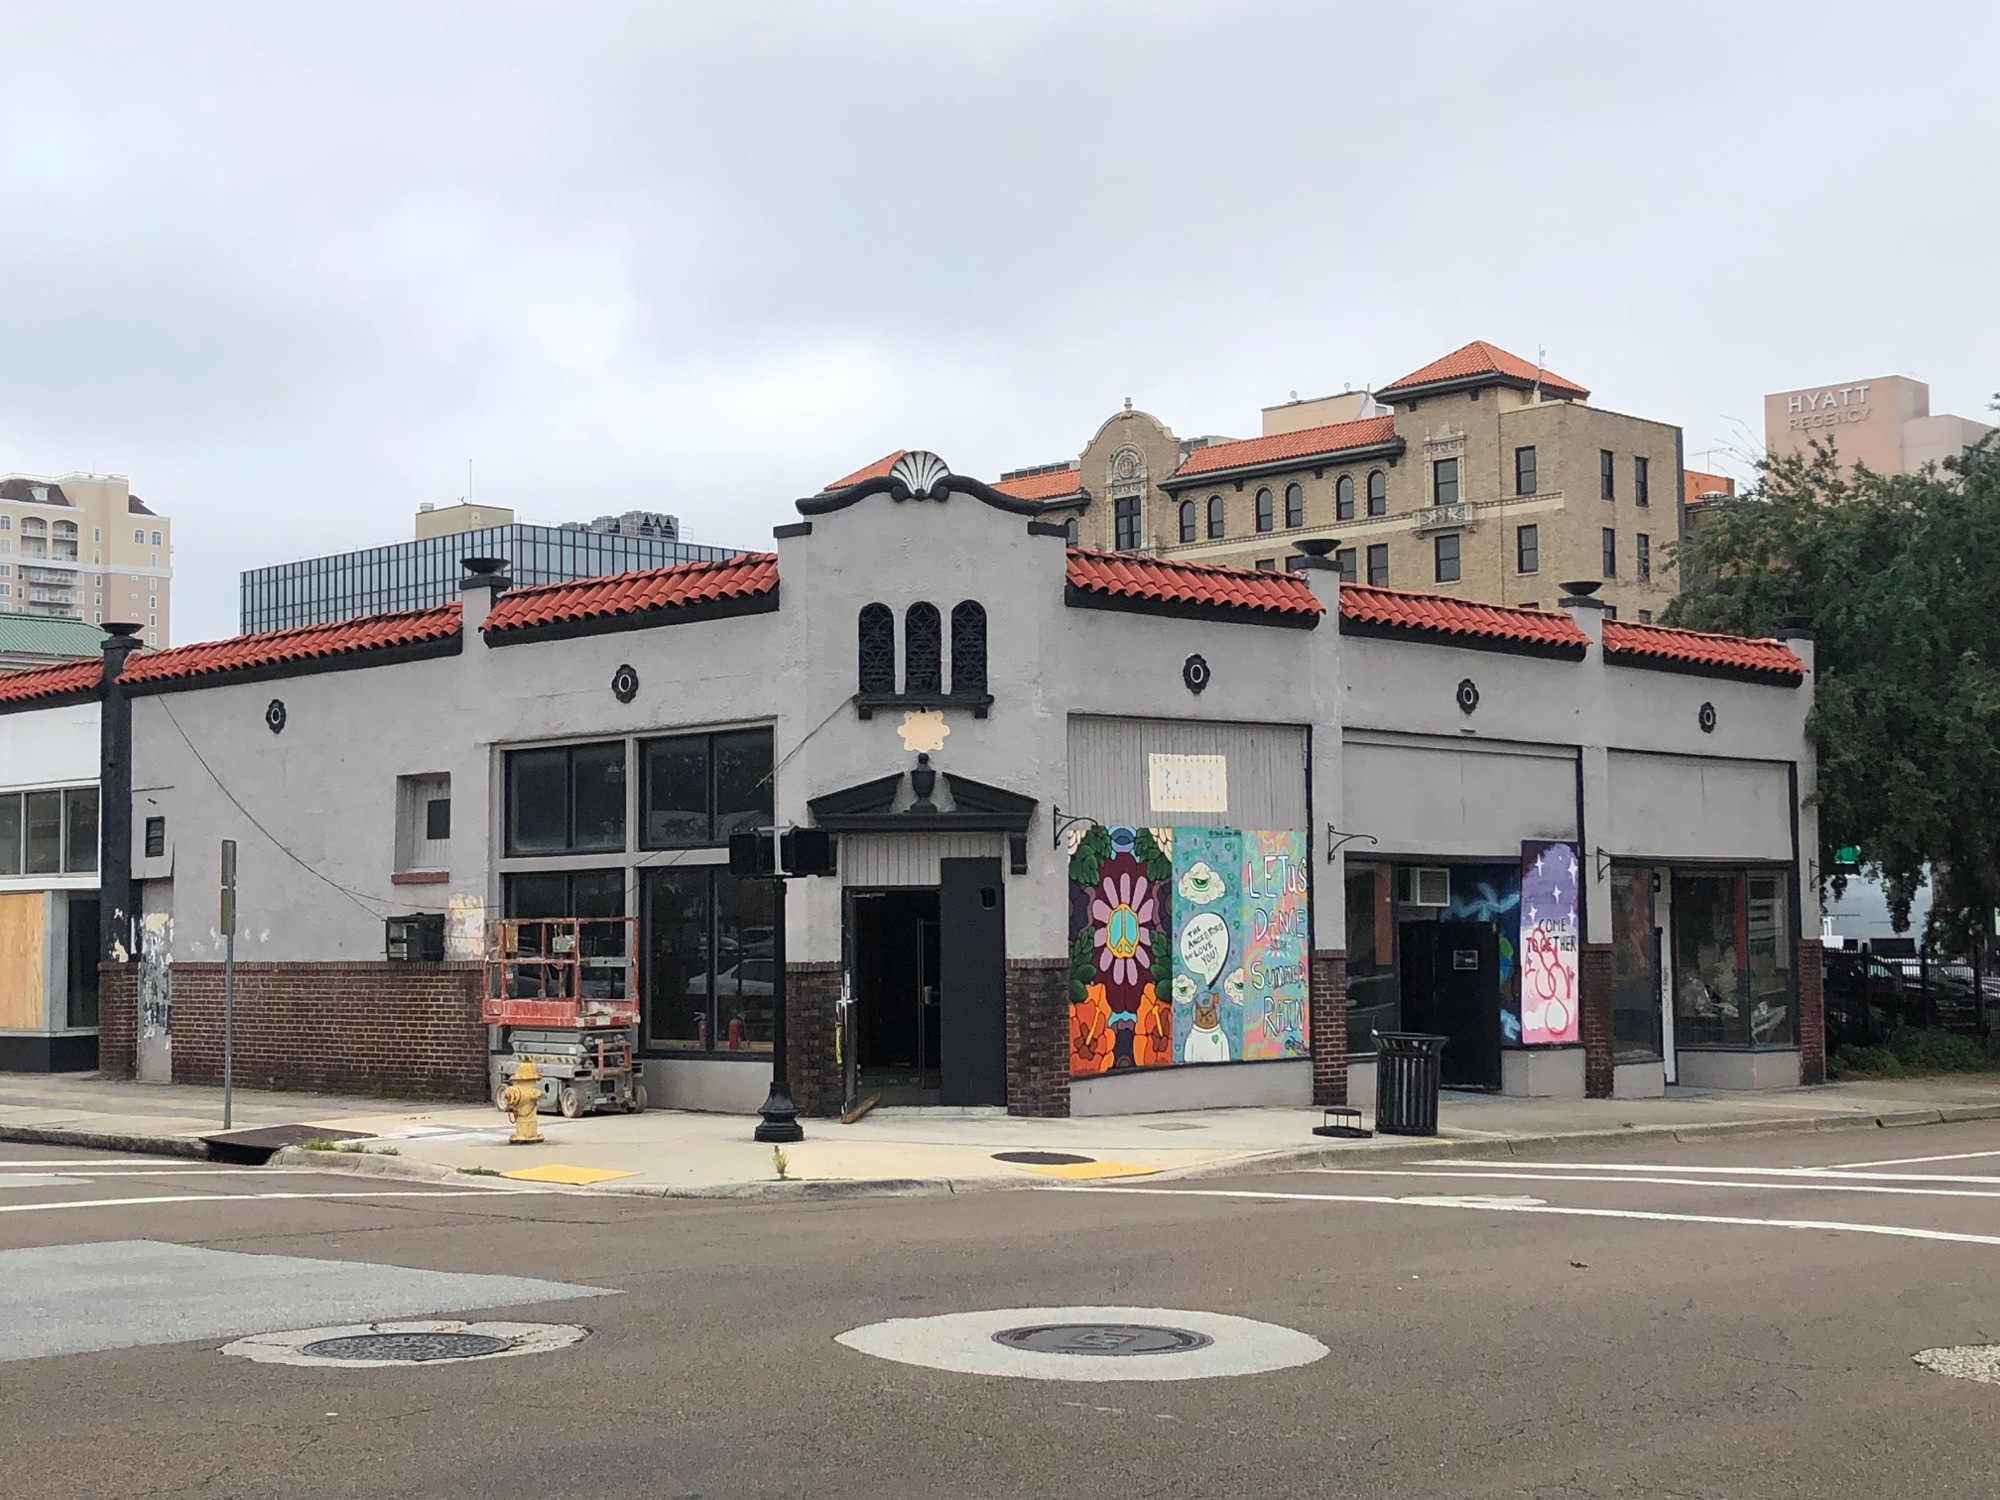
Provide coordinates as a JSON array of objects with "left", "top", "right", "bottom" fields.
[{"left": 220, "top": 840, "right": 237, "bottom": 1129}]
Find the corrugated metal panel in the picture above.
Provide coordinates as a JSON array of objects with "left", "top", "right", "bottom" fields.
[
  {"left": 1066, "top": 716, "right": 1307, "bottom": 830},
  {"left": 839, "top": 833, "right": 1005, "bottom": 888}
]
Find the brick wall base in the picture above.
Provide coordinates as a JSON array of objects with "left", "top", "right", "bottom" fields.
[
  {"left": 1309, "top": 949, "right": 1349, "bottom": 1106},
  {"left": 1006, "top": 958, "right": 1070, "bottom": 1118},
  {"left": 160, "top": 962, "right": 486, "bottom": 1101},
  {"left": 1580, "top": 942, "right": 1614, "bottom": 1099},
  {"left": 786, "top": 961, "right": 842, "bottom": 1117},
  {"left": 1798, "top": 938, "right": 1825, "bottom": 1085},
  {"left": 99, "top": 963, "right": 136, "bottom": 1079}
]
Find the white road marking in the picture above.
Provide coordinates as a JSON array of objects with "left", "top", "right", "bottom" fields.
[
  {"left": 1823, "top": 1148, "right": 2000, "bottom": 1171},
  {"left": 1063, "top": 1185, "right": 2000, "bottom": 1249},
  {"left": 0, "top": 1188, "right": 554, "bottom": 1216},
  {"left": 0, "top": 1175, "right": 89, "bottom": 1189},
  {"left": 0, "top": 1158, "right": 214, "bottom": 1169},
  {"left": 0, "top": 1167, "right": 327, "bottom": 1178},
  {"left": 1311, "top": 1167, "right": 2000, "bottom": 1201},
  {"left": 1413, "top": 1160, "right": 2000, "bottom": 1185}
]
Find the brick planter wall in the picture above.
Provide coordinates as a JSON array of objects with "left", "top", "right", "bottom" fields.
[
  {"left": 98, "top": 963, "right": 136, "bottom": 1078},
  {"left": 786, "top": 961, "right": 842, "bottom": 1117},
  {"left": 1580, "top": 942, "right": 1614, "bottom": 1099},
  {"left": 1005, "top": 958, "right": 1070, "bottom": 1118},
  {"left": 165, "top": 962, "right": 486, "bottom": 1101},
  {"left": 1797, "top": 938, "right": 1826, "bottom": 1084},
  {"left": 1309, "top": 949, "right": 1349, "bottom": 1106}
]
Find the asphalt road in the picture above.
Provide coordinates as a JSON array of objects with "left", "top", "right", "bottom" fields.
[{"left": 6, "top": 1125, "right": 2000, "bottom": 1499}]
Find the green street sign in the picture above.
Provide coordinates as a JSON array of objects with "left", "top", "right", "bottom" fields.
[{"left": 1834, "top": 844, "right": 1861, "bottom": 869}]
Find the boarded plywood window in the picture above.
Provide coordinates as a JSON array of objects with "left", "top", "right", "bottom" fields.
[
  {"left": 395, "top": 773, "right": 451, "bottom": 872},
  {"left": 1148, "top": 753, "right": 1228, "bottom": 814}
]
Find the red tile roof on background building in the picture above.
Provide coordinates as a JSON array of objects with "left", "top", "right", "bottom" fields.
[
  {"left": 1338, "top": 584, "right": 1590, "bottom": 653},
  {"left": 1170, "top": 415, "right": 1401, "bottom": 480},
  {"left": 0, "top": 657, "right": 101, "bottom": 708},
  {"left": 1064, "top": 549, "right": 1324, "bottom": 619},
  {"left": 1378, "top": 340, "right": 1590, "bottom": 401},
  {"left": 993, "top": 467, "right": 1087, "bottom": 502},
  {"left": 1602, "top": 620, "right": 1805, "bottom": 682},
  {"left": 118, "top": 605, "right": 463, "bottom": 687},
  {"left": 823, "top": 451, "right": 904, "bottom": 491},
  {"left": 484, "top": 553, "right": 779, "bottom": 635}
]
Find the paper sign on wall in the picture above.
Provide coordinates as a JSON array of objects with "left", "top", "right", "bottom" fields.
[
  {"left": 1519, "top": 840, "right": 1580, "bottom": 1045},
  {"left": 1148, "top": 754, "right": 1228, "bottom": 814}
]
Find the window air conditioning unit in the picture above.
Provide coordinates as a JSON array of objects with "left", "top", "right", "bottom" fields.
[{"left": 1399, "top": 866, "right": 1451, "bottom": 908}]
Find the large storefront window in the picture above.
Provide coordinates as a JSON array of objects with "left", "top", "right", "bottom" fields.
[
  {"left": 0, "top": 787, "right": 98, "bottom": 876},
  {"left": 1673, "top": 870, "right": 1794, "bottom": 1049},
  {"left": 1610, "top": 867, "right": 1663, "bottom": 1062},
  {"left": 1345, "top": 863, "right": 1397, "bottom": 1051},
  {"left": 641, "top": 867, "right": 776, "bottom": 1053},
  {"left": 640, "top": 728, "right": 774, "bottom": 848},
  {"left": 505, "top": 742, "right": 627, "bottom": 855}
]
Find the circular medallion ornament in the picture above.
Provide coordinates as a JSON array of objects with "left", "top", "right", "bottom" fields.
[
  {"left": 1456, "top": 678, "right": 1480, "bottom": 715},
  {"left": 611, "top": 663, "right": 640, "bottom": 704},
  {"left": 265, "top": 699, "right": 287, "bottom": 735},
  {"left": 1182, "top": 654, "right": 1210, "bottom": 694},
  {"left": 1698, "top": 701, "right": 1717, "bottom": 733}
]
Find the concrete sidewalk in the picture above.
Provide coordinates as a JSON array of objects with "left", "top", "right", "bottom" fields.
[{"left": 4, "top": 1072, "right": 2000, "bottom": 1197}]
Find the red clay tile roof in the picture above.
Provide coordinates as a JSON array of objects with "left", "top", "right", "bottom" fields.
[
  {"left": 1171, "top": 415, "right": 1400, "bottom": 480},
  {"left": 1338, "top": 584, "right": 1590, "bottom": 652},
  {"left": 824, "top": 451, "right": 904, "bottom": 492},
  {"left": 1065, "top": 549, "right": 1323, "bottom": 619},
  {"left": 119, "top": 605, "right": 462, "bottom": 687},
  {"left": 1602, "top": 620, "right": 1804, "bottom": 682},
  {"left": 0, "top": 657, "right": 101, "bottom": 708},
  {"left": 1379, "top": 340, "right": 1589, "bottom": 401},
  {"left": 484, "top": 553, "right": 778, "bottom": 635},
  {"left": 994, "top": 467, "right": 1087, "bottom": 502}
]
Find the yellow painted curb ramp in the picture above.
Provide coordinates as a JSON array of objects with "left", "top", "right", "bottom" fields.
[
  {"left": 500, "top": 1163, "right": 636, "bottom": 1186},
  {"left": 1025, "top": 1160, "right": 1161, "bottom": 1181}
]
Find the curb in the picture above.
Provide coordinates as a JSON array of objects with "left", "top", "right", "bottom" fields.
[{"left": 0, "top": 1122, "right": 215, "bottom": 1161}]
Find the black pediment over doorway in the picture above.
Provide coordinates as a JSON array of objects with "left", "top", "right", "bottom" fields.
[{"left": 807, "top": 768, "right": 1037, "bottom": 834}]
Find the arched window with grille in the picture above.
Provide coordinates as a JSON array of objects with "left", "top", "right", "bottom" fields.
[
  {"left": 904, "top": 602, "right": 942, "bottom": 693},
  {"left": 1366, "top": 469, "right": 1387, "bottom": 516},
  {"left": 1207, "top": 495, "right": 1224, "bottom": 538},
  {"left": 1336, "top": 475, "right": 1355, "bottom": 520},
  {"left": 1254, "top": 488, "right": 1274, "bottom": 532},
  {"left": 858, "top": 603, "right": 896, "bottom": 695},
  {"left": 1178, "top": 500, "right": 1196, "bottom": 543},
  {"left": 951, "top": 601, "right": 987, "bottom": 695},
  {"left": 1284, "top": 482, "right": 1304, "bottom": 528}
]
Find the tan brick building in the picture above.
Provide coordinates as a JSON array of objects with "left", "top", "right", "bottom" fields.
[
  {"left": 1017, "top": 341, "right": 1685, "bottom": 621},
  {"left": 0, "top": 474, "right": 172, "bottom": 647}
]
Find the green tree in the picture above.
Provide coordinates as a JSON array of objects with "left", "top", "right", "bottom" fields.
[{"left": 1666, "top": 431, "right": 2000, "bottom": 949}]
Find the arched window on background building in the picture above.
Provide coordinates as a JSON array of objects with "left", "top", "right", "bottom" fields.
[
  {"left": 858, "top": 603, "right": 895, "bottom": 695},
  {"left": 1207, "top": 495, "right": 1224, "bottom": 538},
  {"left": 1255, "top": 488, "right": 1274, "bottom": 532},
  {"left": 1178, "top": 500, "right": 1197, "bottom": 543},
  {"left": 1336, "top": 474, "right": 1355, "bottom": 520},
  {"left": 1284, "top": 483, "right": 1304, "bottom": 528},
  {"left": 904, "top": 602, "right": 942, "bottom": 693},
  {"left": 1367, "top": 469, "right": 1387, "bottom": 516},
  {"left": 951, "top": 602, "right": 987, "bottom": 696}
]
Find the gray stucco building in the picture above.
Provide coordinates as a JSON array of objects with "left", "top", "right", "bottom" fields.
[{"left": 1, "top": 450, "right": 1823, "bottom": 1111}]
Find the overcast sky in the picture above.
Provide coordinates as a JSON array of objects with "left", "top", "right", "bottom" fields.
[{"left": 2, "top": 2, "right": 1992, "bottom": 643}]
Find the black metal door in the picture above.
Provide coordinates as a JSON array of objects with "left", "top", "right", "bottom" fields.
[
  {"left": 939, "top": 857, "right": 1007, "bottom": 1107},
  {"left": 1434, "top": 920, "right": 1502, "bottom": 1088}
]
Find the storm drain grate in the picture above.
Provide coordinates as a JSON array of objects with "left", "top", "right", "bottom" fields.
[
  {"left": 299, "top": 1331, "right": 515, "bottom": 1363},
  {"left": 993, "top": 1323, "right": 1215, "bottom": 1357}
]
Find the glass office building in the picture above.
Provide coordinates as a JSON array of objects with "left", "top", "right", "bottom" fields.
[{"left": 240, "top": 524, "right": 740, "bottom": 635}]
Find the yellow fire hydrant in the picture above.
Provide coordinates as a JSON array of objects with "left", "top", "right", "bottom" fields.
[{"left": 500, "top": 1059, "right": 545, "bottom": 1145}]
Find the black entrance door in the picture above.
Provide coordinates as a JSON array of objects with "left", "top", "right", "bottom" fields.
[
  {"left": 938, "top": 856, "right": 1007, "bottom": 1106},
  {"left": 1434, "top": 920, "right": 1502, "bottom": 1088}
]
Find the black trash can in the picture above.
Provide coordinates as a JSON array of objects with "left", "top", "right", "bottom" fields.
[{"left": 1372, "top": 1032, "right": 1448, "bottom": 1136}]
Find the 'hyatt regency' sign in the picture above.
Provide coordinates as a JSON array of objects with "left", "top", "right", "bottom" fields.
[{"left": 1786, "top": 385, "right": 1871, "bottom": 432}]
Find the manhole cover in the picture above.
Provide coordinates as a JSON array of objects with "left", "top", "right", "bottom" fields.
[
  {"left": 994, "top": 1323, "right": 1214, "bottom": 1356},
  {"left": 221, "top": 1319, "right": 589, "bottom": 1368},
  {"left": 300, "top": 1331, "right": 514, "bottom": 1362},
  {"left": 1915, "top": 1345, "right": 2000, "bottom": 1385},
  {"left": 991, "top": 1151, "right": 1095, "bottom": 1166}
]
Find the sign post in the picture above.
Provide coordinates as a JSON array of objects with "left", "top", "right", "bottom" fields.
[{"left": 220, "top": 840, "right": 237, "bottom": 1130}]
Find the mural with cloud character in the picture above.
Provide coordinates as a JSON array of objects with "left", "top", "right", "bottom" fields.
[{"left": 1069, "top": 823, "right": 1309, "bottom": 1077}]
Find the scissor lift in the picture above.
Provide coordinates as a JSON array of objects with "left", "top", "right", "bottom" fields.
[{"left": 483, "top": 916, "right": 645, "bottom": 1118}]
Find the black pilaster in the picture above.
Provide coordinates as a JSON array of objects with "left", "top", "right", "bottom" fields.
[{"left": 98, "top": 624, "right": 142, "bottom": 965}]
